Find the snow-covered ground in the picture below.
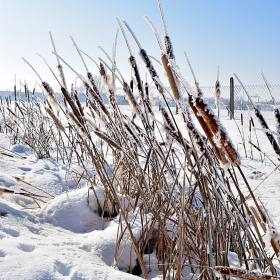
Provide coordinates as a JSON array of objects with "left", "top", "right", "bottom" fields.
[{"left": 1, "top": 105, "right": 280, "bottom": 279}]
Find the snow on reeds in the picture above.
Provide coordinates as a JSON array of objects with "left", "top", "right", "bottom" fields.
[{"left": 1, "top": 3, "right": 280, "bottom": 279}]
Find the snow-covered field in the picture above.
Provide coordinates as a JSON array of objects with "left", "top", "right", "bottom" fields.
[{"left": 1, "top": 105, "right": 280, "bottom": 280}]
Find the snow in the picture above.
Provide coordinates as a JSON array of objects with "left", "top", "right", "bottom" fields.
[{"left": 1, "top": 105, "right": 280, "bottom": 279}]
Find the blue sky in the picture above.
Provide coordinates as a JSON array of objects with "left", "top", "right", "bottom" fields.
[{"left": 0, "top": 0, "right": 279, "bottom": 92}]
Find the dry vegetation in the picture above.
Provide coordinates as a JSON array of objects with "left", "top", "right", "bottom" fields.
[{"left": 1, "top": 1, "right": 280, "bottom": 279}]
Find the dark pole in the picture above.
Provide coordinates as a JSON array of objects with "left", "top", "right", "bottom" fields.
[
  {"left": 230, "top": 77, "right": 234, "bottom": 119},
  {"left": 14, "top": 75, "right": 16, "bottom": 102}
]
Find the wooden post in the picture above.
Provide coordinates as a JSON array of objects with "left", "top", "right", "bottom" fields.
[
  {"left": 14, "top": 86, "right": 17, "bottom": 101},
  {"left": 14, "top": 74, "right": 16, "bottom": 101},
  {"left": 230, "top": 77, "right": 234, "bottom": 119}
]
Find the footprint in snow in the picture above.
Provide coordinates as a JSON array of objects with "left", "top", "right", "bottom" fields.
[
  {"left": 55, "top": 260, "right": 71, "bottom": 276},
  {"left": 0, "top": 250, "right": 6, "bottom": 257},
  {"left": 18, "top": 166, "right": 32, "bottom": 172},
  {"left": 25, "top": 224, "right": 41, "bottom": 235},
  {"left": 1, "top": 227, "right": 19, "bottom": 237},
  {"left": 79, "top": 245, "right": 91, "bottom": 252},
  {"left": 247, "top": 171, "right": 266, "bottom": 180},
  {"left": 17, "top": 243, "right": 36, "bottom": 252}
]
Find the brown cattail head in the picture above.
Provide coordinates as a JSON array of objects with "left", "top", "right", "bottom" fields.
[
  {"left": 46, "top": 108, "right": 65, "bottom": 132},
  {"left": 84, "top": 83, "right": 109, "bottom": 117},
  {"left": 129, "top": 56, "right": 144, "bottom": 99},
  {"left": 187, "top": 95, "right": 228, "bottom": 167},
  {"left": 176, "top": 98, "right": 214, "bottom": 165},
  {"left": 123, "top": 82, "right": 143, "bottom": 118},
  {"left": 214, "top": 80, "right": 221, "bottom": 97},
  {"left": 163, "top": 124, "right": 191, "bottom": 152},
  {"left": 94, "top": 130, "right": 122, "bottom": 151},
  {"left": 0, "top": 187, "right": 15, "bottom": 196},
  {"left": 99, "top": 62, "right": 111, "bottom": 86},
  {"left": 87, "top": 72, "right": 102, "bottom": 100},
  {"left": 194, "top": 96, "right": 241, "bottom": 166},
  {"left": 14, "top": 176, "right": 34, "bottom": 187},
  {"left": 42, "top": 81, "right": 60, "bottom": 111},
  {"left": 57, "top": 64, "right": 67, "bottom": 90},
  {"left": 139, "top": 49, "right": 163, "bottom": 94},
  {"left": 74, "top": 91, "right": 84, "bottom": 117},
  {"left": 88, "top": 99, "right": 101, "bottom": 118},
  {"left": 163, "top": 36, "right": 175, "bottom": 59},
  {"left": 61, "top": 87, "right": 84, "bottom": 125},
  {"left": 68, "top": 112, "right": 82, "bottom": 128},
  {"left": 161, "top": 54, "right": 180, "bottom": 101},
  {"left": 48, "top": 96, "right": 60, "bottom": 112},
  {"left": 161, "top": 107, "right": 176, "bottom": 131},
  {"left": 214, "top": 80, "right": 221, "bottom": 117},
  {"left": 254, "top": 107, "right": 280, "bottom": 155},
  {"left": 42, "top": 81, "right": 55, "bottom": 97}
]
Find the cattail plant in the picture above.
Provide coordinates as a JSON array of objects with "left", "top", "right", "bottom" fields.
[
  {"left": 13, "top": 6, "right": 280, "bottom": 279},
  {"left": 234, "top": 73, "right": 280, "bottom": 157},
  {"left": 213, "top": 65, "right": 221, "bottom": 119},
  {"left": 261, "top": 69, "right": 280, "bottom": 146},
  {"left": 49, "top": 31, "right": 67, "bottom": 91}
]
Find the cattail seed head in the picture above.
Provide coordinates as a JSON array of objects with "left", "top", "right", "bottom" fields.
[
  {"left": 139, "top": 49, "right": 163, "bottom": 94},
  {"left": 42, "top": 81, "right": 55, "bottom": 97},
  {"left": 163, "top": 36, "right": 175, "bottom": 59},
  {"left": 68, "top": 112, "right": 82, "bottom": 128},
  {"left": 46, "top": 108, "right": 65, "bottom": 132},
  {"left": 194, "top": 96, "right": 241, "bottom": 166},
  {"left": 48, "top": 96, "right": 60, "bottom": 112},
  {"left": 87, "top": 72, "right": 102, "bottom": 100},
  {"left": 0, "top": 186, "right": 15, "bottom": 196},
  {"left": 57, "top": 64, "right": 67, "bottom": 90},
  {"left": 94, "top": 130, "right": 122, "bottom": 151}
]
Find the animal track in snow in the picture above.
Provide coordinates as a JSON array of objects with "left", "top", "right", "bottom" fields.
[{"left": 17, "top": 243, "right": 35, "bottom": 252}]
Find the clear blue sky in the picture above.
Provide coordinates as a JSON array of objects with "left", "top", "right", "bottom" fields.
[{"left": 0, "top": 0, "right": 279, "bottom": 92}]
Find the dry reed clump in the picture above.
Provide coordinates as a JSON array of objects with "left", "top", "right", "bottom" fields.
[{"left": 2, "top": 1, "right": 279, "bottom": 279}]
